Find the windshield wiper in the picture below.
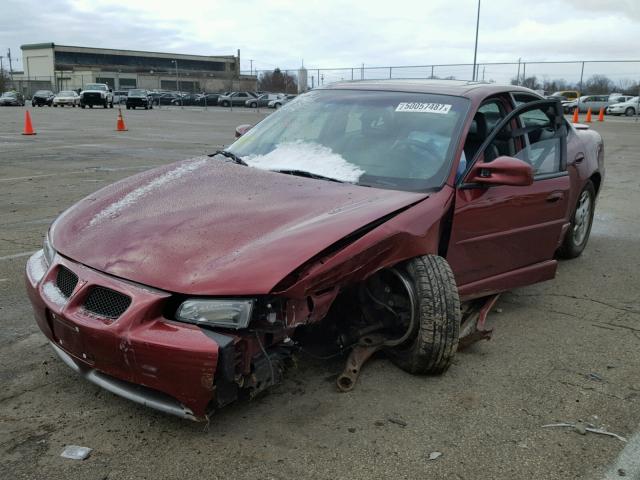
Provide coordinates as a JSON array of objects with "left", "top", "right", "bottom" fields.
[
  {"left": 210, "top": 150, "right": 247, "bottom": 166},
  {"left": 272, "top": 169, "right": 346, "bottom": 183}
]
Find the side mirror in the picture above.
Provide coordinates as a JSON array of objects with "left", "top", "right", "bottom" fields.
[
  {"left": 235, "top": 124, "right": 253, "bottom": 138},
  {"left": 467, "top": 156, "right": 533, "bottom": 187}
]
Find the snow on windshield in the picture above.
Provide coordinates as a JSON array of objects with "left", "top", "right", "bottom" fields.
[{"left": 244, "top": 141, "right": 365, "bottom": 183}]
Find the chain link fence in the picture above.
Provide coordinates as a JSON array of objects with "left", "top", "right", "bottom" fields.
[{"left": 244, "top": 60, "right": 640, "bottom": 95}]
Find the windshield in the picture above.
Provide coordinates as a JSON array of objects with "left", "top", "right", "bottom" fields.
[
  {"left": 85, "top": 84, "right": 107, "bottom": 91},
  {"left": 228, "top": 89, "right": 469, "bottom": 191},
  {"left": 1, "top": 92, "right": 17, "bottom": 97},
  {"left": 128, "top": 89, "right": 146, "bottom": 95},
  {"left": 35, "top": 90, "right": 51, "bottom": 96},
  {"left": 58, "top": 91, "right": 75, "bottom": 96}
]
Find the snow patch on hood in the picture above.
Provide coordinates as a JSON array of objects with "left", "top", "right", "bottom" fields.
[
  {"left": 88, "top": 158, "right": 207, "bottom": 226},
  {"left": 244, "top": 141, "right": 365, "bottom": 183}
]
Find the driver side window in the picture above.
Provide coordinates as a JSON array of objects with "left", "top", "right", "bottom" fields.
[{"left": 479, "top": 105, "right": 563, "bottom": 176}]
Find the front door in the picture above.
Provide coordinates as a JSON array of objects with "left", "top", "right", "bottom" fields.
[{"left": 447, "top": 100, "right": 571, "bottom": 289}]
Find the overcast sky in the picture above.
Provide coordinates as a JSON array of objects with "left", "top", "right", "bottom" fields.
[{"left": 1, "top": 0, "right": 639, "bottom": 84}]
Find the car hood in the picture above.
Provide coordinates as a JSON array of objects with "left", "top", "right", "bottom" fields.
[{"left": 51, "top": 157, "right": 428, "bottom": 295}]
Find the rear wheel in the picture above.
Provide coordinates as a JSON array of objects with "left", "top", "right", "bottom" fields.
[
  {"left": 625, "top": 107, "right": 636, "bottom": 117},
  {"left": 558, "top": 180, "right": 596, "bottom": 259},
  {"left": 379, "top": 255, "right": 461, "bottom": 374}
]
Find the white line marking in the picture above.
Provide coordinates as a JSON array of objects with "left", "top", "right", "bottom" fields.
[
  {"left": 603, "top": 427, "right": 640, "bottom": 479},
  {"left": 0, "top": 251, "right": 37, "bottom": 261}
]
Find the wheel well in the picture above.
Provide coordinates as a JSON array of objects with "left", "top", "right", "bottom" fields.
[{"left": 590, "top": 172, "right": 602, "bottom": 195}]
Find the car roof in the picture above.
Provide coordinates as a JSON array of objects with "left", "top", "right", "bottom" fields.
[{"left": 318, "top": 79, "right": 540, "bottom": 100}]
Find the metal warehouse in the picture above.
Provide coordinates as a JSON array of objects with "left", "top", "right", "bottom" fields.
[{"left": 14, "top": 43, "right": 256, "bottom": 94}]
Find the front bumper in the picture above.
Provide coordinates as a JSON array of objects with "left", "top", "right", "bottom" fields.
[
  {"left": 81, "top": 94, "right": 106, "bottom": 105},
  {"left": 25, "top": 251, "right": 223, "bottom": 420},
  {"left": 126, "top": 98, "right": 150, "bottom": 107},
  {"left": 54, "top": 99, "right": 77, "bottom": 106}
]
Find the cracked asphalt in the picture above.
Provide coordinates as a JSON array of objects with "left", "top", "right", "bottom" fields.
[{"left": 0, "top": 106, "right": 638, "bottom": 479}]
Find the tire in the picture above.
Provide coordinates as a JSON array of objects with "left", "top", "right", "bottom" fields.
[
  {"left": 126, "top": 105, "right": 130, "bottom": 110},
  {"left": 222, "top": 101, "right": 230, "bottom": 107},
  {"left": 89, "top": 105, "right": 93, "bottom": 109},
  {"left": 81, "top": 104, "right": 85, "bottom": 109},
  {"left": 31, "top": 102, "right": 35, "bottom": 107},
  {"left": 558, "top": 180, "right": 596, "bottom": 259},
  {"left": 275, "top": 103, "right": 281, "bottom": 109},
  {"left": 144, "top": 105, "right": 148, "bottom": 110},
  {"left": 625, "top": 107, "right": 636, "bottom": 117},
  {"left": 250, "top": 102, "right": 257, "bottom": 108},
  {"left": 385, "top": 255, "right": 461, "bottom": 375},
  {"left": 103, "top": 101, "right": 108, "bottom": 109},
  {"left": 149, "top": 104, "right": 153, "bottom": 109},
  {"left": 53, "top": 104, "right": 57, "bottom": 107}
]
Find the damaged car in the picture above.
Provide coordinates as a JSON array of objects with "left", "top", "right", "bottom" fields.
[{"left": 26, "top": 80, "right": 604, "bottom": 421}]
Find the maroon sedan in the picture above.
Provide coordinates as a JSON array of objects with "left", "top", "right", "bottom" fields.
[{"left": 26, "top": 80, "right": 604, "bottom": 421}]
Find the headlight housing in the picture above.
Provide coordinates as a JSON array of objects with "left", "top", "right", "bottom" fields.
[
  {"left": 43, "top": 233, "right": 56, "bottom": 266},
  {"left": 175, "top": 299, "right": 254, "bottom": 329}
]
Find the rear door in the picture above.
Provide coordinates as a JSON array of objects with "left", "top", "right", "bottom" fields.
[{"left": 448, "top": 100, "right": 571, "bottom": 288}]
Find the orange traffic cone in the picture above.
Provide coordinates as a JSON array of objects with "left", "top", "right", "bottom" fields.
[
  {"left": 572, "top": 107, "right": 579, "bottom": 123},
  {"left": 598, "top": 107, "right": 605, "bottom": 122},
  {"left": 585, "top": 107, "right": 592, "bottom": 123},
  {"left": 116, "top": 108, "right": 128, "bottom": 132},
  {"left": 22, "top": 110, "right": 36, "bottom": 135}
]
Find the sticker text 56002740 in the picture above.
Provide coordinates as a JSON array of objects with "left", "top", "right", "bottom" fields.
[{"left": 395, "top": 103, "right": 452, "bottom": 114}]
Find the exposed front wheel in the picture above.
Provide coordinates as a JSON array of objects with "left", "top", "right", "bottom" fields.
[
  {"left": 558, "top": 180, "right": 596, "bottom": 259},
  {"left": 373, "top": 255, "right": 461, "bottom": 374},
  {"left": 222, "top": 101, "right": 230, "bottom": 107},
  {"left": 625, "top": 107, "right": 636, "bottom": 117}
]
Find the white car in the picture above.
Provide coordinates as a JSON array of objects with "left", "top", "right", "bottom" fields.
[
  {"left": 606, "top": 96, "right": 639, "bottom": 116},
  {"left": 267, "top": 94, "right": 297, "bottom": 109},
  {"left": 53, "top": 90, "right": 80, "bottom": 107}
]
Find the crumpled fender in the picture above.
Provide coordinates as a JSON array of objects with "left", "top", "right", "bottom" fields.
[{"left": 273, "top": 186, "right": 455, "bottom": 325}]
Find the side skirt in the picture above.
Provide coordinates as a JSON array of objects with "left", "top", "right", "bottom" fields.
[{"left": 457, "top": 260, "right": 558, "bottom": 302}]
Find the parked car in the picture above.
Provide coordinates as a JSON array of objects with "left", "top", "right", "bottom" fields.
[
  {"left": 268, "top": 94, "right": 296, "bottom": 109},
  {"left": 53, "top": 90, "right": 80, "bottom": 107},
  {"left": 245, "top": 93, "right": 282, "bottom": 108},
  {"left": 152, "top": 92, "right": 181, "bottom": 105},
  {"left": 26, "top": 81, "right": 604, "bottom": 421},
  {"left": 0, "top": 91, "right": 25, "bottom": 106},
  {"left": 80, "top": 83, "right": 114, "bottom": 109},
  {"left": 606, "top": 96, "right": 639, "bottom": 116},
  {"left": 549, "top": 90, "right": 580, "bottom": 101},
  {"left": 32, "top": 90, "right": 55, "bottom": 107},
  {"left": 112, "top": 91, "right": 129, "bottom": 105},
  {"left": 564, "top": 93, "right": 634, "bottom": 114},
  {"left": 170, "top": 93, "right": 201, "bottom": 106},
  {"left": 217, "top": 91, "right": 257, "bottom": 107},
  {"left": 195, "top": 93, "right": 221, "bottom": 106},
  {"left": 126, "top": 89, "right": 153, "bottom": 110}
]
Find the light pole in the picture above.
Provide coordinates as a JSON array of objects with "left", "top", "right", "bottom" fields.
[
  {"left": 172, "top": 59, "right": 182, "bottom": 108},
  {"left": 472, "top": 0, "right": 481, "bottom": 81}
]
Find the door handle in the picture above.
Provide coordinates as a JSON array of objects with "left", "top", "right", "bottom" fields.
[
  {"left": 546, "top": 192, "right": 564, "bottom": 203},
  {"left": 575, "top": 153, "right": 585, "bottom": 163}
]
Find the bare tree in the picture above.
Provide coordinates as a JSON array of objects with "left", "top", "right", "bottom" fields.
[
  {"left": 585, "top": 74, "right": 614, "bottom": 94},
  {"left": 510, "top": 75, "right": 541, "bottom": 90},
  {"left": 258, "top": 68, "right": 298, "bottom": 93},
  {"left": 0, "top": 69, "right": 10, "bottom": 93}
]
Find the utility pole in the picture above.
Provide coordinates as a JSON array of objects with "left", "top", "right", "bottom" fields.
[
  {"left": 472, "top": 0, "right": 481, "bottom": 81},
  {"left": 7, "top": 48, "right": 14, "bottom": 82},
  {"left": 249, "top": 59, "right": 253, "bottom": 76},
  {"left": 172, "top": 60, "right": 182, "bottom": 108}
]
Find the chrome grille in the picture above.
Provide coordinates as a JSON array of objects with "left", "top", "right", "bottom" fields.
[
  {"left": 56, "top": 266, "right": 78, "bottom": 298},
  {"left": 83, "top": 286, "right": 131, "bottom": 319}
]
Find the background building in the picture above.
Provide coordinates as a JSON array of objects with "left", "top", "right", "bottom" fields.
[{"left": 12, "top": 43, "right": 256, "bottom": 95}]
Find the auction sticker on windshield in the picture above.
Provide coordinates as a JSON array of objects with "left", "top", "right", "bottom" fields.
[{"left": 395, "top": 103, "right": 452, "bottom": 114}]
